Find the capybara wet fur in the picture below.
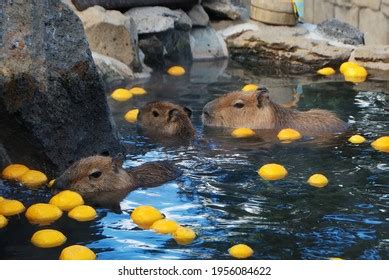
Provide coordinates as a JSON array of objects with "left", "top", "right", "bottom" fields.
[
  {"left": 52, "top": 155, "right": 181, "bottom": 212},
  {"left": 137, "top": 101, "right": 195, "bottom": 142},
  {"left": 202, "top": 88, "right": 348, "bottom": 136}
]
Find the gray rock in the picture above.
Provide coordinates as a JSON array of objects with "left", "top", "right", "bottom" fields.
[
  {"left": 227, "top": 26, "right": 353, "bottom": 74},
  {"left": 92, "top": 52, "right": 135, "bottom": 83},
  {"left": 77, "top": 6, "right": 141, "bottom": 72},
  {"left": 202, "top": 0, "right": 242, "bottom": 20},
  {"left": 139, "top": 30, "right": 192, "bottom": 69},
  {"left": 317, "top": 18, "right": 365, "bottom": 46},
  {"left": 1, "top": 0, "right": 122, "bottom": 176},
  {"left": 191, "top": 27, "right": 228, "bottom": 61},
  {"left": 349, "top": 45, "right": 389, "bottom": 71},
  {"left": 188, "top": 4, "right": 210, "bottom": 27},
  {"left": 71, "top": 0, "right": 197, "bottom": 11},
  {"left": 125, "top": 6, "right": 192, "bottom": 34}
]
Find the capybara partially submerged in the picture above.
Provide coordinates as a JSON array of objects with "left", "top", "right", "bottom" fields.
[
  {"left": 202, "top": 88, "right": 348, "bottom": 136},
  {"left": 52, "top": 155, "right": 181, "bottom": 212},
  {"left": 137, "top": 101, "right": 195, "bottom": 142}
]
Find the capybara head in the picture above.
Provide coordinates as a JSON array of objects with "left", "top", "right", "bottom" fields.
[
  {"left": 52, "top": 155, "right": 130, "bottom": 198},
  {"left": 137, "top": 101, "right": 195, "bottom": 140},
  {"left": 202, "top": 88, "right": 276, "bottom": 129}
]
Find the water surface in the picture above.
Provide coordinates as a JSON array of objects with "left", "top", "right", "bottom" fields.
[{"left": 1, "top": 60, "right": 388, "bottom": 259}]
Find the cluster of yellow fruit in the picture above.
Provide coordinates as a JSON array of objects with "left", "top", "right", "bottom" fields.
[
  {"left": 348, "top": 135, "right": 389, "bottom": 153},
  {"left": 110, "top": 87, "right": 146, "bottom": 124},
  {"left": 317, "top": 61, "right": 368, "bottom": 83},
  {"left": 0, "top": 167, "right": 97, "bottom": 259},
  {"left": 2, "top": 164, "right": 48, "bottom": 188},
  {"left": 111, "top": 87, "right": 147, "bottom": 102},
  {"left": 131, "top": 205, "right": 196, "bottom": 245}
]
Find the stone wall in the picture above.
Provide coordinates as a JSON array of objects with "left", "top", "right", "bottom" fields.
[{"left": 305, "top": 0, "right": 389, "bottom": 45}]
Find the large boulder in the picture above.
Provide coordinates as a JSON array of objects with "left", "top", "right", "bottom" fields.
[
  {"left": 125, "top": 6, "right": 193, "bottom": 69},
  {"left": 1, "top": 0, "right": 122, "bottom": 176},
  {"left": 125, "top": 6, "right": 192, "bottom": 34},
  {"left": 190, "top": 27, "right": 228, "bottom": 60},
  {"left": 77, "top": 6, "right": 142, "bottom": 72},
  {"left": 226, "top": 23, "right": 353, "bottom": 74},
  {"left": 188, "top": 4, "right": 210, "bottom": 27},
  {"left": 317, "top": 19, "right": 365, "bottom": 46}
]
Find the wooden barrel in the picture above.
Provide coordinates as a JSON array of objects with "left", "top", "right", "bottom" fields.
[{"left": 250, "top": 0, "right": 297, "bottom": 26}]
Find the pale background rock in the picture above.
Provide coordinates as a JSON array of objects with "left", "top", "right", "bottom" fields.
[
  {"left": 190, "top": 27, "right": 228, "bottom": 60},
  {"left": 92, "top": 52, "right": 135, "bottom": 84},
  {"left": 125, "top": 6, "right": 192, "bottom": 34},
  {"left": 77, "top": 6, "right": 142, "bottom": 71},
  {"left": 350, "top": 45, "right": 389, "bottom": 70},
  {"left": 304, "top": 0, "right": 389, "bottom": 45},
  {"left": 203, "top": 0, "right": 242, "bottom": 20},
  {"left": 188, "top": 4, "right": 210, "bottom": 27}
]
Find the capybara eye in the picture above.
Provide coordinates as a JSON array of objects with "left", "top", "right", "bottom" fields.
[
  {"left": 152, "top": 111, "right": 159, "bottom": 117},
  {"left": 234, "top": 102, "right": 245, "bottom": 109},
  {"left": 89, "top": 171, "right": 102, "bottom": 180}
]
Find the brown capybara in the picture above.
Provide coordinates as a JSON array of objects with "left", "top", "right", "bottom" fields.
[
  {"left": 202, "top": 88, "right": 348, "bottom": 136},
  {"left": 52, "top": 155, "right": 181, "bottom": 212},
  {"left": 137, "top": 101, "right": 195, "bottom": 141}
]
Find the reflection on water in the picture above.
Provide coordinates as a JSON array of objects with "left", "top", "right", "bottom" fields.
[{"left": 1, "top": 60, "right": 388, "bottom": 260}]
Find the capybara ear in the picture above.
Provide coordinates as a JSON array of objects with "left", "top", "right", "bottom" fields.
[
  {"left": 183, "top": 107, "right": 192, "bottom": 118},
  {"left": 168, "top": 108, "right": 180, "bottom": 122},
  {"left": 112, "top": 153, "right": 124, "bottom": 173},
  {"left": 256, "top": 87, "right": 270, "bottom": 107}
]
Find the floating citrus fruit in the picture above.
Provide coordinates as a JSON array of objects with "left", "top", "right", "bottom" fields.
[
  {"left": 340, "top": 61, "right": 359, "bottom": 74},
  {"left": 68, "top": 205, "right": 97, "bottom": 222},
  {"left": 124, "top": 109, "right": 139, "bottom": 123},
  {"left": 231, "top": 128, "right": 255, "bottom": 138},
  {"left": 167, "top": 66, "right": 186, "bottom": 76},
  {"left": 329, "top": 257, "right": 344, "bottom": 260},
  {"left": 371, "top": 136, "right": 389, "bottom": 153},
  {"left": 150, "top": 219, "right": 179, "bottom": 234},
  {"left": 229, "top": 244, "right": 254, "bottom": 259},
  {"left": 258, "top": 163, "right": 288, "bottom": 180},
  {"left": 0, "top": 215, "right": 8, "bottom": 229},
  {"left": 111, "top": 88, "right": 133, "bottom": 102},
  {"left": 59, "top": 245, "right": 96, "bottom": 260},
  {"left": 0, "top": 199, "right": 25, "bottom": 216},
  {"left": 20, "top": 170, "right": 48, "bottom": 188},
  {"left": 172, "top": 226, "right": 196, "bottom": 245},
  {"left": 317, "top": 67, "right": 335, "bottom": 76},
  {"left": 49, "top": 190, "right": 84, "bottom": 211},
  {"left": 128, "top": 87, "right": 147, "bottom": 95},
  {"left": 25, "top": 203, "right": 63, "bottom": 225},
  {"left": 242, "top": 84, "right": 259, "bottom": 92},
  {"left": 0, "top": 196, "right": 4, "bottom": 202},
  {"left": 343, "top": 66, "right": 368, "bottom": 83},
  {"left": 307, "top": 174, "right": 328, "bottom": 188},
  {"left": 2, "top": 164, "right": 29, "bottom": 181},
  {"left": 31, "top": 229, "right": 67, "bottom": 248},
  {"left": 348, "top": 135, "right": 366, "bottom": 144},
  {"left": 277, "top": 128, "right": 302, "bottom": 142},
  {"left": 131, "top": 205, "right": 163, "bottom": 229}
]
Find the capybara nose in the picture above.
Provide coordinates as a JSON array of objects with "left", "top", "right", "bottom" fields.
[
  {"left": 51, "top": 177, "right": 68, "bottom": 194},
  {"left": 258, "top": 87, "right": 269, "bottom": 93}
]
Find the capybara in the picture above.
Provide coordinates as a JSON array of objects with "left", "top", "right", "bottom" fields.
[
  {"left": 202, "top": 88, "right": 348, "bottom": 136},
  {"left": 52, "top": 155, "right": 181, "bottom": 212},
  {"left": 137, "top": 101, "right": 195, "bottom": 141}
]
